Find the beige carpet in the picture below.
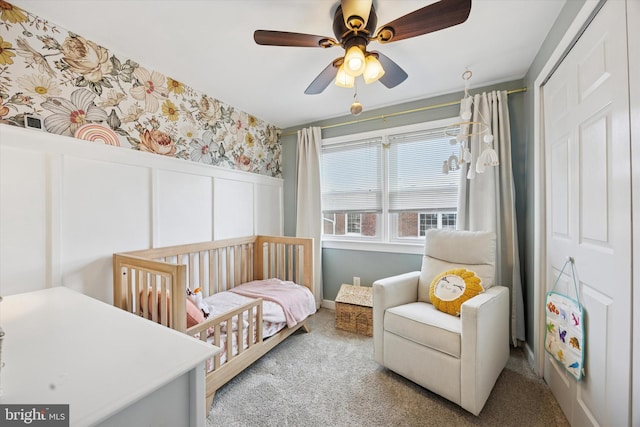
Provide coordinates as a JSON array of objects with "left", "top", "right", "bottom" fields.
[{"left": 207, "top": 308, "right": 569, "bottom": 426}]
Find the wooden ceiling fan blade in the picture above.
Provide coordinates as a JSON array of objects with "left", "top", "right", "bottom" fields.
[
  {"left": 254, "top": 30, "right": 337, "bottom": 48},
  {"left": 305, "top": 60, "right": 341, "bottom": 95},
  {"left": 375, "top": 0, "right": 471, "bottom": 43},
  {"left": 372, "top": 51, "right": 408, "bottom": 88}
]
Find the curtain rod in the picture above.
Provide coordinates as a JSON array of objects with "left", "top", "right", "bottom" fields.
[{"left": 282, "top": 87, "right": 527, "bottom": 137}]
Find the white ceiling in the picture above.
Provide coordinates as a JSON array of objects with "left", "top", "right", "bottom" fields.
[{"left": 13, "top": 0, "right": 565, "bottom": 129}]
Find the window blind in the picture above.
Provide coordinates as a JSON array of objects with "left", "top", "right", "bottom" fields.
[
  {"left": 321, "top": 137, "right": 383, "bottom": 213},
  {"left": 388, "top": 127, "right": 460, "bottom": 212}
]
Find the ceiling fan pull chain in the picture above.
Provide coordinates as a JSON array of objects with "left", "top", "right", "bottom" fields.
[{"left": 350, "top": 80, "right": 363, "bottom": 115}]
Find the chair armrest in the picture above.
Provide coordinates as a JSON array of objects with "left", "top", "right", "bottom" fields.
[
  {"left": 372, "top": 271, "right": 420, "bottom": 364},
  {"left": 373, "top": 271, "right": 420, "bottom": 310},
  {"left": 459, "top": 285, "right": 510, "bottom": 415}
]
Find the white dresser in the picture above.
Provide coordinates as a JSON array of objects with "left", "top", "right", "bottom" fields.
[{"left": 0, "top": 287, "right": 218, "bottom": 426}]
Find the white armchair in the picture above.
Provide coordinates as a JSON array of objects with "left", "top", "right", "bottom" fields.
[{"left": 373, "top": 229, "right": 509, "bottom": 416}]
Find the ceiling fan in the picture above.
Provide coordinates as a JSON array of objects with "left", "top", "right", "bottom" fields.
[{"left": 254, "top": 0, "right": 472, "bottom": 95}]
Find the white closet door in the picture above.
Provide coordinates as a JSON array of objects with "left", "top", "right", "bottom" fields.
[
  {"left": 628, "top": 0, "right": 640, "bottom": 424},
  {"left": 542, "top": 1, "right": 631, "bottom": 426}
]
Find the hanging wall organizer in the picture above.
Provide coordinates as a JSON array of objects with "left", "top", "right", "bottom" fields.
[{"left": 544, "top": 257, "right": 585, "bottom": 381}]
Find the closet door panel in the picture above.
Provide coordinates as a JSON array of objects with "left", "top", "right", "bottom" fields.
[
  {"left": 578, "top": 111, "right": 609, "bottom": 245},
  {"left": 542, "top": 1, "right": 631, "bottom": 425},
  {"left": 628, "top": 0, "right": 640, "bottom": 424}
]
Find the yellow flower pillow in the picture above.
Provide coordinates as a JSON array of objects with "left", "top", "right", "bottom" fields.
[{"left": 429, "top": 268, "right": 484, "bottom": 316}]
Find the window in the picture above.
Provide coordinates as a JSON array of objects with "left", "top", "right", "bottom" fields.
[
  {"left": 442, "top": 213, "right": 457, "bottom": 229},
  {"left": 321, "top": 136, "right": 382, "bottom": 239},
  {"left": 419, "top": 213, "right": 437, "bottom": 235},
  {"left": 416, "top": 212, "right": 457, "bottom": 236},
  {"left": 321, "top": 118, "right": 460, "bottom": 247},
  {"left": 347, "top": 213, "right": 361, "bottom": 234}
]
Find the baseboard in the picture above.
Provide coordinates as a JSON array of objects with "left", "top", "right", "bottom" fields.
[
  {"left": 523, "top": 342, "right": 540, "bottom": 377},
  {"left": 321, "top": 299, "right": 335, "bottom": 310}
]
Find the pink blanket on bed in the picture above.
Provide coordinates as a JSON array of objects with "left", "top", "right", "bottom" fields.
[{"left": 228, "top": 279, "right": 313, "bottom": 328}]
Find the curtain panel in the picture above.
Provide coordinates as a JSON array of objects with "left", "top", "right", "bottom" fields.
[
  {"left": 296, "top": 127, "right": 323, "bottom": 306},
  {"left": 457, "top": 90, "right": 525, "bottom": 345}
]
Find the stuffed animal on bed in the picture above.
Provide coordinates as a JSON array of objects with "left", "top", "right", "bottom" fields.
[{"left": 187, "top": 287, "right": 210, "bottom": 318}]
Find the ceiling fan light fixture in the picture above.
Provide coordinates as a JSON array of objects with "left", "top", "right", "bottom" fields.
[
  {"left": 335, "top": 64, "right": 355, "bottom": 88},
  {"left": 363, "top": 54, "right": 385, "bottom": 84},
  {"left": 344, "top": 45, "right": 366, "bottom": 76},
  {"left": 342, "top": 0, "right": 372, "bottom": 30},
  {"left": 254, "top": 0, "right": 472, "bottom": 95}
]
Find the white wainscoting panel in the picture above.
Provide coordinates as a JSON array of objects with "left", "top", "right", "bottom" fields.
[
  {"left": 213, "top": 178, "right": 254, "bottom": 240},
  {"left": 61, "top": 156, "right": 152, "bottom": 301},
  {"left": 0, "top": 146, "right": 48, "bottom": 295},
  {"left": 0, "top": 125, "right": 283, "bottom": 302},
  {"left": 254, "top": 182, "right": 283, "bottom": 235},
  {"left": 156, "top": 170, "right": 212, "bottom": 247}
]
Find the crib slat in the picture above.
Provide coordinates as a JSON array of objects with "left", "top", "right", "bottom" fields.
[
  {"left": 151, "top": 274, "right": 159, "bottom": 323},
  {"left": 256, "top": 302, "right": 263, "bottom": 343},
  {"left": 272, "top": 243, "right": 277, "bottom": 277},
  {"left": 208, "top": 249, "right": 216, "bottom": 296},
  {"left": 261, "top": 243, "right": 267, "bottom": 279},
  {"left": 272, "top": 243, "right": 277, "bottom": 278},
  {"left": 234, "top": 245, "right": 240, "bottom": 287},
  {"left": 246, "top": 244, "right": 252, "bottom": 283},
  {"left": 188, "top": 253, "right": 195, "bottom": 290},
  {"left": 288, "top": 244, "right": 293, "bottom": 282},
  {"left": 230, "top": 245, "right": 235, "bottom": 287},
  {"left": 218, "top": 248, "right": 224, "bottom": 291},
  {"left": 161, "top": 277, "right": 168, "bottom": 327},
  {"left": 296, "top": 246, "right": 302, "bottom": 285},
  {"left": 236, "top": 312, "right": 243, "bottom": 356},
  {"left": 226, "top": 247, "right": 232, "bottom": 289},
  {"left": 199, "top": 251, "right": 206, "bottom": 295},
  {"left": 213, "top": 325, "right": 221, "bottom": 370},
  {"left": 238, "top": 245, "right": 244, "bottom": 284},
  {"left": 126, "top": 267, "right": 133, "bottom": 313},
  {"left": 273, "top": 243, "right": 278, "bottom": 278},
  {"left": 248, "top": 244, "right": 254, "bottom": 282},
  {"left": 225, "top": 319, "right": 233, "bottom": 362},
  {"left": 247, "top": 307, "right": 255, "bottom": 349},
  {"left": 138, "top": 270, "right": 146, "bottom": 319},
  {"left": 240, "top": 244, "right": 246, "bottom": 284}
]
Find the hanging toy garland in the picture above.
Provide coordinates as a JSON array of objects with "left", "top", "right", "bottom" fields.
[{"left": 443, "top": 70, "right": 499, "bottom": 177}]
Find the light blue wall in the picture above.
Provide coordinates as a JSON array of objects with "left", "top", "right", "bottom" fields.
[
  {"left": 281, "top": 79, "right": 526, "bottom": 301},
  {"left": 322, "top": 250, "right": 422, "bottom": 297}
]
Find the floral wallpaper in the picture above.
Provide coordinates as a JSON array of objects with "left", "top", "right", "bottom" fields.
[{"left": 0, "top": 1, "right": 282, "bottom": 177}]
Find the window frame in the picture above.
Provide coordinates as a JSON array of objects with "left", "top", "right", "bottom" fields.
[{"left": 320, "top": 117, "right": 460, "bottom": 255}]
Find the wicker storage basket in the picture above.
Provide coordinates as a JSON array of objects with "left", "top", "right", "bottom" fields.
[{"left": 335, "top": 284, "right": 373, "bottom": 336}]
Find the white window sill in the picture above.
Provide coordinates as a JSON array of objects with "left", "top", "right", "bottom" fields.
[{"left": 321, "top": 239, "right": 424, "bottom": 255}]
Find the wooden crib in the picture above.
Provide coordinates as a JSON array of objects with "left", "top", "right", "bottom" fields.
[{"left": 112, "top": 235, "right": 314, "bottom": 410}]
